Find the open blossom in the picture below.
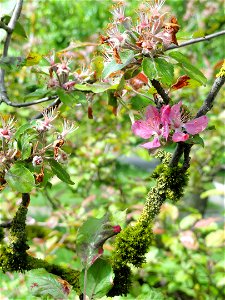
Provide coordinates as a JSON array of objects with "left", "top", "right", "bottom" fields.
[
  {"left": 167, "top": 101, "right": 208, "bottom": 142},
  {"left": 132, "top": 105, "right": 168, "bottom": 149},
  {"left": 0, "top": 116, "right": 15, "bottom": 140},
  {"left": 36, "top": 108, "right": 58, "bottom": 132},
  {"left": 132, "top": 102, "right": 208, "bottom": 149}
]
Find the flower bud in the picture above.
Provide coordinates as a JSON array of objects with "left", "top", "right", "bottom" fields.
[{"left": 32, "top": 156, "right": 43, "bottom": 167}]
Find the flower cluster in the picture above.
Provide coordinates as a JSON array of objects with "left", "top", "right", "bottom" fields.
[
  {"left": 101, "top": 0, "right": 180, "bottom": 61},
  {"left": 44, "top": 50, "right": 94, "bottom": 91},
  {"left": 132, "top": 102, "right": 208, "bottom": 149}
]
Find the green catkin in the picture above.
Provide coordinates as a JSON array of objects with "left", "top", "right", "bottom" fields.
[{"left": 108, "top": 150, "right": 189, "bottom": 296}]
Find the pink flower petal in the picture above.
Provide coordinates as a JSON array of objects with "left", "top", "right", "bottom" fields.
[
  {"left": 141, "top": 137, "right": 161, "bottom": 149},
  {"left": 169, "top": 101, "right": 182, "bottom": 121},
  {"left": 161, "top": 105, "right": 170, "bottom": 125},
  {"left": 132, "top": 120, "right": 154, "bottom": 139},
  {"left": 162, "top": 123, "right": 170, "bottom": 140},
  {"left": 184, "top": 115, "right": 208, "bottom": 135},
  {"left": 172, "top": 131, "right": 189, "bottom": 142},
  {"left": 145, "top": 105, "right": 160, "bottom": 120}
]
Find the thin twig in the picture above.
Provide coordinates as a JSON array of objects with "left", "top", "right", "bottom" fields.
[
  {"left": 1, "top": 95, "right": 58, "bottom": 107},
  {"left": 32, "top": 98, "right": 61, "bottom": 119},
  {"left": 167, "top": 30, "right": 225, "bottom": 51}
]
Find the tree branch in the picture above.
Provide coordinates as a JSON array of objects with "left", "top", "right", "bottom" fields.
[
  {"left": 0, "top": 21, "right": 12, "bottom": 34},
  {"left": 150, "top": 79, "right": 171, "bottom": 105},
  {"left": 0, "top": 0, "right": 24, "bottom": 104},
  {"left": 32, "top": 98, "right": 62, "bottom": 119},
  {"left": 1, "top": 95, "right": 58, "bottom": 107},
  {"left": 167, "top": 30, "right": 225, "bottom": 50},
  {"left": 196, "top": 76, "right": 225, "bottom": 118}
]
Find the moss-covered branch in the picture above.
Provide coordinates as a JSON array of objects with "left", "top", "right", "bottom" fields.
[
  {"left": 108, "top": 151, "right": 189, "bottom": 296},
  {"left": 0, "top": 193, "right": 81, "bottom": 293}
]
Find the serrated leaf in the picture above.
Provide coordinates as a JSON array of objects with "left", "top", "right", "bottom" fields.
[
  {"left": 14, "top": 120, "right": 37, "bottom": 140},
  {"left": 25, "top": 88, "right": 49, "bottom": 100},
  {"left": 48, "top": 159, "right": 74, "bottom": 185},
  {"left": 26, "top": 268, "right": 71, "bottom": 299},
  {"left": 154, "top": 58, "right": 174, "bottom": 86},
  {"left": 80, "top": 259, "right": 114, "bottom": 299},
  {"left": 142, "top": 58, "right": 158, "bottom": 81},
  {"left": 57, "top": 89, "right": 74, "bottom": 106},
  {"left": 130, "top": 95, "right": 152, "bottom": 110},
  {"left": 168, "top": 51, "right": 207, "bottom": 85},
  {"left": 185, "top": 134, "right": 205, "bottom": 147},
  {"left": 76, "top": 215, "right": 119, "bottom": 268},
  {"left": 102, "top": 51, "right": 135, "bottom": 78},
  {"left": 71, "top": 91, "right": 86, "bottom": 103},
  {"left": 5, "top": 163, "right": 35, "bottom": 193}
]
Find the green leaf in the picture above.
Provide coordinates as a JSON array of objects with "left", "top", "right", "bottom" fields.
[
  {"left": 76, "top": 215, "right": 119, "bottom": 268},
  {"left": 102, "top": 51, "right": 135, "bottom": 78},
  {"left": 142, "top": 58, "right": 158, "bottom": 81},
  {"left": 14, "top": 120, "right": 37, "bottom": 140},
  {"left": 5, "top": 163, "right": 35, "bottom": 193},
  {"left": 154, "top": 58, "right": 174, "bottom": 86},
  {"left": 130, "top": 95, "right": 152, "bottom": 110},
  {"left": 205, "top": 230, "right": 225, "bottom": 247},
  {"left": 75, "top": 82, "right": 113, "bottom": 93},
  {"left": 26, "top": 268, "right": 71, "bottom": 299},
  {"left": 179, "top": 214, "right": 201, "bottom": 230},
  {"left": 91, "top": 56, "right": 104, "bottom": 79},
  {"left": 80, "top": 259, "right": 114, "bottom": 299},
  {"left": 185, "top": 134, "right": 205, "bottom": 147},
  {"left": 142, "top": 58, "right": 174, "bottom": 86},
  {"left": 48, "top": 159, "right": 74, "bottom": 185},
  {"left": 25, "top": 88, "right": 50, "bottom": 100},
  {"left": 71, "top": 91, "right": 86, "bottom": 103},
  {"left": 57, "top": 89, "right": 74, "bottom": 106},
  {"left": 168, "top": 51, "right": 207, "bottom": 85}
]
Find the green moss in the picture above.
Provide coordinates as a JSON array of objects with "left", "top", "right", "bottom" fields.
[
  {"left": 109, "top": 150, "right": 189, "bottom": 296},
  {"left": 112, "top": 223, "right": 153, "bottom": 268},
  {"left": 107, "top": 265, "right": 132, "bottom": 297}
]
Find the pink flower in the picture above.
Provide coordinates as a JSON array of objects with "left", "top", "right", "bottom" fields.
[
  {"left": 0, "top": 116, "right": 15, "bottom": 140},
  {"left": 132, "top": 105, "right": 167, "bottom": 149},
  {"left": 168, "top": 101, "right": 208, "bottom": 142},
  {"left": 132, "top": 102, "right": 208, "bottom": 149}
]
